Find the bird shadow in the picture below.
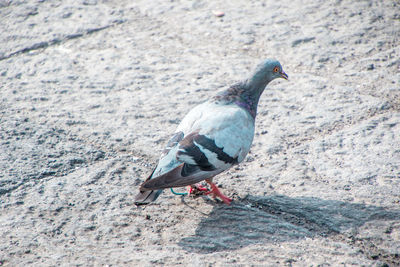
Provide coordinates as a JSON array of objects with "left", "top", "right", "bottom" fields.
[{"left": 178, "top": 194, "right": 400, "bottom": 254}]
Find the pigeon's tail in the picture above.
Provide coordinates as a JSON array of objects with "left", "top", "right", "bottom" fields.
[
  {"left": 134, "top": 189, "right": 163, "bottom": 205},
  {"left": 134, "top": 162, "right": 211, "bottom": 205},
  {"left": 134, "top": 168, "right": 163, "bottom": 205},
  {"left": 140, "top": 163, "right": 209, "bottom": 190}
]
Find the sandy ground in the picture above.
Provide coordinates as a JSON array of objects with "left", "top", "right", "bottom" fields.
[{"left": 1, "top": 0, "right": 400, "bottom": 266}]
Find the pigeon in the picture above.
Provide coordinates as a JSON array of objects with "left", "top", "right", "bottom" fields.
[{"left": 135, "top": 59, "right": 288, "bottom": 205}]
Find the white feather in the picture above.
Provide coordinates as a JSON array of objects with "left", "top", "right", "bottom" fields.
[{"left": 176, "top": 152, "right": 197, "bottom": 165}]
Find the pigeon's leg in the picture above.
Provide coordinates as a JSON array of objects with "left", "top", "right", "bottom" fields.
[
  {"left": 187, "top": 184, "right": 209, "bottom": 195},
  {"left": 204, "top": 179, "right": 232, "bottom": 205}
]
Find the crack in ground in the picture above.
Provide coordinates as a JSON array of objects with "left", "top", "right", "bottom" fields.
[{"left": 0, "top": 19, "right": 126, "bottom": 61}]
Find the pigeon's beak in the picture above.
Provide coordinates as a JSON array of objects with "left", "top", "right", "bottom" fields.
[{"left": 280, "top": 71, "right": 288, "bottom": 80}]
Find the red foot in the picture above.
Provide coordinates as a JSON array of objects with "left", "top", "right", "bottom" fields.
[
  {"left": 187, "top": 184, "right": 209, "bottom": 195},
  {"left": 204, "top": 181, "right": 232, "bottom": 205}
]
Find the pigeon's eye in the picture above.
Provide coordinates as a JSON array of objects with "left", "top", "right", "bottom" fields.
[{"left": 273, "top": 66, "right": 279, "bottom": 73}]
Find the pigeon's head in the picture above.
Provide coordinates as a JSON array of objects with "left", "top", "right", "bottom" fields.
[
  {"left": 243, "top": 59, "right": 288, "bottom": 99},
  {"left": 252, "top": 59, "right": 288, "bottom": 83}
]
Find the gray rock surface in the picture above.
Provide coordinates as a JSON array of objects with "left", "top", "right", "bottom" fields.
[{"left": 1, "top": 0, "right": 399, "bottom": 266}]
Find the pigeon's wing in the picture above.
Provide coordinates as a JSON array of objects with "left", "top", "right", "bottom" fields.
[
  {"left": 176, "top": 132, "right": 239, "bottom": 171},
  {"left": 139, "top": 131, "right": 237, "bottom": 190},
  {"left": 177, "top": 102, "right": 256, "bottom": 164},
  {"left": 140, "top": 107, "right": 255, "bottom": 190}
]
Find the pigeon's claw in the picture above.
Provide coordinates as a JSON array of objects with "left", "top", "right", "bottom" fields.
[
  {"left": 204, "top": 180, "right": 232, "bottom": 205},
  {"left": 187, "top": 184, "right": 210, "bottom": 195}
]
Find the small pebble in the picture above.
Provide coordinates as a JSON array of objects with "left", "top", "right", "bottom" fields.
[{"left": 212, "top": 10, "right": 225, "bottom": 17}]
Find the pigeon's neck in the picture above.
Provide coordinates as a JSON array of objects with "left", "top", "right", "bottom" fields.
[{"left": 213, "top": 80, "right": 270, "bottom": 118}]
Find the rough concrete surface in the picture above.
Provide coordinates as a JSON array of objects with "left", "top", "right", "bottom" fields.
[{"left": 1, "top": 0, "right": 400, "bottom": 266}]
